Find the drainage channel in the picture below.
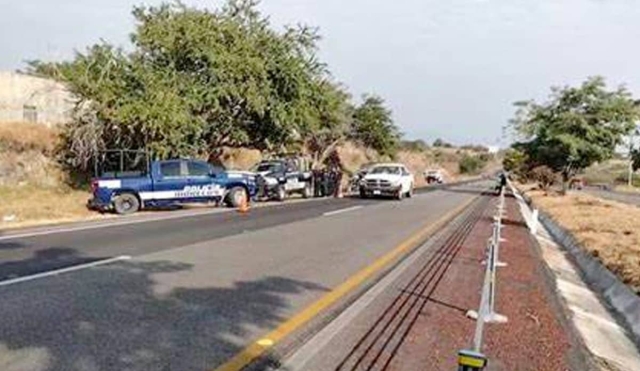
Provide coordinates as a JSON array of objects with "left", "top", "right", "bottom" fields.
[{"left": 335, "top": 193, "right": 491, "bottom": 371}]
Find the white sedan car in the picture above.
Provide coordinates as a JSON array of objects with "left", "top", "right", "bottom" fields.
[{"left": 359, "top": 163, "right": 415, "bottom": 200}]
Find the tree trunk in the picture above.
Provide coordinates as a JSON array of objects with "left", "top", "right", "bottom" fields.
[{"left": 561, "top": 172, "right": 569, "bottom": 195}]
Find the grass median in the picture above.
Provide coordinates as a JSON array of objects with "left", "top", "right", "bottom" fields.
[{"left": 521, "top": 185, "right": 640, "bottom": 295}]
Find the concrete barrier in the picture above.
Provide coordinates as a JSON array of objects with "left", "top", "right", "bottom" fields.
[{"left": 539, "top": 213, "right": 640, "bottom": 346}]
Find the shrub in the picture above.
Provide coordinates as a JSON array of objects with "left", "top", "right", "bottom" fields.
[
  {"left": 458, "top": 154, "right": 486, "bottom": 174},
  {"left": 530, "top": 166, "right": 557, "bottom": 191}
]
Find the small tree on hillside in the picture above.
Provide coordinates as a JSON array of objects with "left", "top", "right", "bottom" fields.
[
  {"left": 458, "top": 154, "right": 487, "bottom": 174},
  {"left": 509, "top": 76, "right": 639, "bottom": 193},
  {"left": 433, "top": 138, "right": 452, "bottom": 148},
  {"left": 350, "top": 95, "right": 401, "bottom": 158}
]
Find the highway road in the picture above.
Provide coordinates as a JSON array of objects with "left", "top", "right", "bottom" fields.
[
  {"left": 0, "top": 183, "right": 488, "bottom": 371},
  {"left": 584, "top": 187, "right": 640, "bottom": 207}
]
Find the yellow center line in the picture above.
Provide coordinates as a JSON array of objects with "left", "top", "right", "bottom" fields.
[{"left": 213, "top": 196, "right": 477, "bottom": 371}]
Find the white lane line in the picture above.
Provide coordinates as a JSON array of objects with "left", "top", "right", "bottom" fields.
[
  {"left": 0, "top": 197, "right": 330, "bottom": 241},
  {"left": 0, "top": 255, "right": 131, "bottom": 287},
  {"left": 0, "top": 210, "right": 227, "bottom": 241},
  {"left": 322, "top": 206, "right": 363, "bottom": 217}
]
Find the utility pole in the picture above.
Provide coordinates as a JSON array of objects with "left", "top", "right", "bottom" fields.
[
  {"left": 628, "top": 101, "right": 640, "bottom": 188},
  {"left": 628, "top": 131, "right": 634, "bottom": 188}
]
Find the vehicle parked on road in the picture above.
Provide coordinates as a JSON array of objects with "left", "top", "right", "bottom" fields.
[
  {"left": 88, "top": 155, "right": 257, "bottom": 215},
  {"left": 252, "top": 156, "right": 314, "bottom": 201},
  {"left": 359, "top": 163, "right": 414, "bottom": 200},
  {"left": 424, "top": 169, "right": 444, "bottom": 184}
]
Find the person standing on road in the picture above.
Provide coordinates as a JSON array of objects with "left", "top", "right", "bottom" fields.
[
  {"left": 326, "top": 151, "right": 347, "bottom": 198},
  {"left": 498, "top": 172, "right": 507, "bottom": 192}
]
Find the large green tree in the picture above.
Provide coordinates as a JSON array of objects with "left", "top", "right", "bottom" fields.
[
  {"left": 509, "top": 76, "right": 639, "bottom": 191},
  {"left": 350, "top": 95, "right": 401, "bottom": 158},
  {"left": 27, "top": 0, "right": 359, "bottom": 171}
]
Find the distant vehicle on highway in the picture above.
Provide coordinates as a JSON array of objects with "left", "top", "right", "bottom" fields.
[
  {"left": 424, "top": 169, "right": 444, "bottom": 184},
  {"left": 359, "top": 163, "right": 414, "bottom": 200},
  {"left": 89, "top": 157, "right": 257, "bottom": 215},
  {"left": 251, "top": 157, "right": 314, "bottom": 201},
  {"left": 569, "top": 178, "right": 584, "bottom": 190}
]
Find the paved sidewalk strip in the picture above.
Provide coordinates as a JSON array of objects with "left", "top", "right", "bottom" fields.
[{"left": 283, "top": 192, "right": 595, "bottom": 371}]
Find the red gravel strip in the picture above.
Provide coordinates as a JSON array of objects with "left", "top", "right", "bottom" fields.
[{"left": 387, "top": 194, "right": 588, "bottom": 371}]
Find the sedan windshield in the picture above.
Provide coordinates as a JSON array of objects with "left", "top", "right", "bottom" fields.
[{"left": 370, "top": 166, "right": 401, "bottom": 175}]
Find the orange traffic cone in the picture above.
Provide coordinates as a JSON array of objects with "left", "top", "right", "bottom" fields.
[{"left": 237, "top": 192, "right": 250, "bottom": 214}]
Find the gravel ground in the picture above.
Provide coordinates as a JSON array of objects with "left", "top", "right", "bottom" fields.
[{"left": 386, "top": 194, "right": 591, "bottom": 371}]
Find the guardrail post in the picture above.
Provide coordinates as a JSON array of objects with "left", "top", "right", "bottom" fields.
[
  {"left": 460, "top": 183, "right": 511, "bottom": 370},
  {"left": 457, "top": 349, "right": 487, "bottom": 371},
  {"left": 529, "top": 209, "right": 539, "bottom": 235}
]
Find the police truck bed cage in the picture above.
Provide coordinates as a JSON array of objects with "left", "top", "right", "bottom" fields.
[{"left": 94, "top": 149, "right": 150, "bottom": 179}]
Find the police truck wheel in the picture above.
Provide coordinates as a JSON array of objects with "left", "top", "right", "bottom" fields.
[
  {"left": 113, "top": 193, "right": 140, "bottom": 215},
  {"left": 407, "top": 184, "right": 414, "bottom": 198},
  {"left": 226, "top": 187, "right": 247, "bottom": 208},
  {"left": 275, "top": 186, "right": 286, "bottom": 201}
]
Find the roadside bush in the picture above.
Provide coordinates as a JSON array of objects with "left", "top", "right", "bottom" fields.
[
  {"left": 458, "top": 154, "right": 486, "bottom": 174},
  {"left": 503, "top": 148, "right": 528, "bottom": 180},
  {"left": 460, "top": 144, "right": 489, "bottom": 152},
  {"left": 530, "top": 166, "right": 556, "bottom": 191}
]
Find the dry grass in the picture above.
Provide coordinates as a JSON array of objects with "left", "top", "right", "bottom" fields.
[
  {"left": 0, "top": 122, "right": 102, "bottom": 229},
  {"left": 526, "top": 188, "right": 640, "bottom": 294},
  {"left": 213, "top": 147, "right": 262, "bottom": 170},
  {"left": 336, "top": 142, "right": 379, "bottom": 173},
  {"left": 0, "top": 122, "right": 59, "bottom": 154},
  {"left": 0, "top": 185, "right": 108, "bottom": 230}
]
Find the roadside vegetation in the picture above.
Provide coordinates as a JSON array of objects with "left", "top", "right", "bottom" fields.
[
  {"left": 0, "top": 122, "right": 107, "bottom": 228},
  {"left": 27, "top": 0, "right": 403, "bottom": 178},
  {"left": 506, "top": 77, "right": 640, "bottom": 295},
  {"left": 504, "top": 76, "right": 640, "bottom": 192}
]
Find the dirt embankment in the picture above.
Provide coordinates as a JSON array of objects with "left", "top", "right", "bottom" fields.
[
  {"left": 0, "top": 122, "right": 103, "bottom": 229},
  {"left": 522, "top": 185, "right": 640, "bottom": 294}
]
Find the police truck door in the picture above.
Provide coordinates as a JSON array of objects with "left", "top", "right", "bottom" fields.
[
  {"left": 186, "top": 161, "right": 223, "bottom": 201},
  {"left": 151, "top": 160, "right": 188, "bottom": 201}
]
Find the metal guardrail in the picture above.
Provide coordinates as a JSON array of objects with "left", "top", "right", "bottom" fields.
[{"left": 457, "top": 186, "right": 508, "bottom": 371}]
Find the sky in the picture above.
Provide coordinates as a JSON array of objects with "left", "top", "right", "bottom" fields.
[{"left": 2, "top": 0, "right": 640, "bottom": 146}]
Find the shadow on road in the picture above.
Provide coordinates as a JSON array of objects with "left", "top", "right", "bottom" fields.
[
  {"left": 0, "top": 258, "right": 327, "bottom": 371},
  {"left": 0, "top": 247, "right": 104, "bottom": 280}
]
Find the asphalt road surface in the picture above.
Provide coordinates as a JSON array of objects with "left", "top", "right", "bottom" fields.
[
  {"left": 0, "top": 183, "right": 488, "bottom": 371},
  {"left": 584, "top": 187, "right": 640, "bottom": 207}
]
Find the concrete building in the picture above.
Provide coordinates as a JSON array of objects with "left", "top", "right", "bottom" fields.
[{"left": 0, "top": 71, "right": 74, "bottom": 126}]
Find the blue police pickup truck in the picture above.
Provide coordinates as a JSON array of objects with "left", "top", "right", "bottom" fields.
[{"left": 88, "top": 159, "right": 257, "bottom": 215}]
